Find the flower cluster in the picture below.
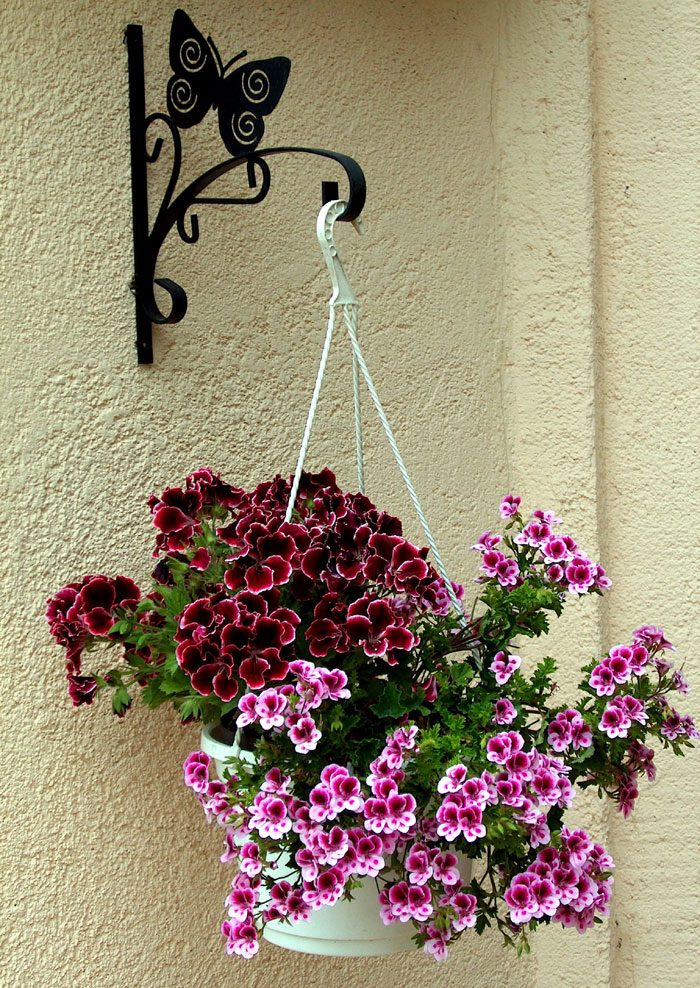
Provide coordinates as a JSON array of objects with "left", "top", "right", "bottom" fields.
[
  {"left": 46, "top": 470, "right": 696, "bottom": 961},
  {"left": 236, "top": 659, "right": 351, "bottom": 754},
  {"left": 473, "top": 498, "right": 611, "bottom": 597},
  {"left": 504, "top": 830, "right": 614, "bottom": 933},
  {"left": 46, "top": 574, "right": 141, "bottom": 708},
  {"left": 47, "top": 468, "right": 465, "bottom": 722}
]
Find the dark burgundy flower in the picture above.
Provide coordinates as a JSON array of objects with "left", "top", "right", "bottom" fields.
[
  {"left": 363, "top": 533, "right": 404, "bottom": 585},
  {"left": 175, "top": 591, "right": 295, "bottom": 698},
  {"left": 305, "top": 594, "right": 350, "bottom": 657},
  {"left": 67, "top": 674, "right": 98, "bottom": 707},
  {"left": 347, "top": 595, "right": 415, "bottom": 657},
  {"left": 149, "top": 486, "right": 202, "bottom": 552},
  {"left": 190, "top": 547, "right": 211, "bottom": 571},
  {"left": 47, "top": 574, "right": 142, "bottom": 690},
  {"left": 186, "top": 468, "right": 247, "bottom": 511}
]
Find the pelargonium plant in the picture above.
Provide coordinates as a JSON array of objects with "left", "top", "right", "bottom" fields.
[{"left": 47, "top": 469, "right": 696, "bottom": 961}]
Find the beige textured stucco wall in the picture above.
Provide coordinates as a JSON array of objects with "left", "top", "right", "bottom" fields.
[{"left": 1, "top": 2, "right": 698, "bottom": 987}]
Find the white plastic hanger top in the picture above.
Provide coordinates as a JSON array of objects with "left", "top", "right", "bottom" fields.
[{"left": 316, "top": 199, "right": 364, "bottom": 307}]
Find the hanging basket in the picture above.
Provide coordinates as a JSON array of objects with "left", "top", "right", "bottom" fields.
[{"left": 201, "top": 723, "right": 428, "bottom": 957}]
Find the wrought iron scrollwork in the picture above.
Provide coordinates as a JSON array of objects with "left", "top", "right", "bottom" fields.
[{"left": 125, "top": 11, "right": 366, "bottom": 363}]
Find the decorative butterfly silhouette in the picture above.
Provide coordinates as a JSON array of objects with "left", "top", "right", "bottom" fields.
[{"left": 166, "top": 9, "right": 290, "bottom": 157}]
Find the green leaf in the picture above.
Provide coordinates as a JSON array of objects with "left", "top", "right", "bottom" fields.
[
  {"left": 111, "top": 687, "right": 131, "bottom": 716},
  {"left": 178, "top": 696, "right": 204, "bottom": 721},
  {"left": 140, "top": 681, "right": 170, "bottom": 709},
  {"left": 370, "top": 682, "right": 405, "bottom": 719}
]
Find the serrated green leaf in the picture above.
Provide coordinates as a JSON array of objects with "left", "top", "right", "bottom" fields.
[{"left": 369, "top": 682, "right": 406, "bottom": 719}]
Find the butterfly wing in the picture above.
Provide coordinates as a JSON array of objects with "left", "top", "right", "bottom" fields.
[
  {"left": 217, "top": 57, "right": 291, "bottom": 156},
  {"left": 167, "top": 9, "right": 220, "bottom": 129}
]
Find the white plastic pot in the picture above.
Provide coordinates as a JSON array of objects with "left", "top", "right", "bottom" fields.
[{"left": 200, "top": 723, "right": 426, "bottom": 956}]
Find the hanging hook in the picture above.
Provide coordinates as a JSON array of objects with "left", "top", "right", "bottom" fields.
[{"left": 317, "top": 199, "right": 364, "bottom": 307}]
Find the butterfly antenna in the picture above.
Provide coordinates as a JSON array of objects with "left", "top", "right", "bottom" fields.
[
  {"left": 207, "top": 36, "right": 225, "bottom": 76},
  {"left": 221, "top": 50, "right": 248, "bottom": 76}
]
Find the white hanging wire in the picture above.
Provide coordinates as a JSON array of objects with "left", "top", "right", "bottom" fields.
[
  {"left": 286, "top": 200, "right": 467, "bottom": 630},
  {"left": 284, "top": 305, "right": 336, "bottom": 523},
  {"left": 340, "top": 304, "right": 467, "bottom": 627},
  {"left": 351, "top": 341, "right": 364, "bottom": 493}
]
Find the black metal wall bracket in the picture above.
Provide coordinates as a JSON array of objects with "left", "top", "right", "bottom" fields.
[{"left": 125, "top": 10, "right": 366, "bottom": 363}]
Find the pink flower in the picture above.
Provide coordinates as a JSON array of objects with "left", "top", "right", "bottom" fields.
[
  {"left": 598, "top": 704, "right": 631, "bottom": 739},
  {"left": 547, "top": 716, "right": 573, "bottom": 753},
  {"left": 633, "top": 625, "right": 675, "bottom": 652},
  {"left": 540, "top": 537, "right": 571, "bottom": 564},
  {"left": 329, "top": 771, "right": 364, "bottom": 814},
  {"left": 562, "top": 827, "right": 593, "bottom": 868},
  {"left": 220, "top": 829, "right": 239, "bottom": 864},
  {"left": 406, "top": 883, "right": 433, "bottom": 921},
  {"left": 547, "top": 710, "right": 590, "bottom": 753},
  {"left": 530, "top": 878, "right": 558, "bottom": 918},
  {"left": 612, "top": 694, "right": 647, "bottom": 725},
  {"left": 405, "top": 842, "right": 432, "bottom": 885},
  {"left": 236, "top": 693, "right": 258, "bottom": 728},
  {"left": 437, "top": 764, "right": 469, "bottom": 794},
  {"left": 496, "top": 777, "right": 524, "bottom": 806},
  {"left": 249, "top": 794, "right": 292, "bottom": 839},
  {"left": 222, "top": 920, "right": 259, "bottom": 958},
  {"left": 571, "top": 719, "right": 593, "bottom": 750},
  {"left": 489, "top": 651, "right": 522, "bottom": 685},
  {"left": 287, "top": 714, "right": 322, "bottom": 754},
  {"left": 183, "top": 751, "right": 210, "bottom": 793},
  {"left": 352, "top": 833, "right": 385, "bottom": 877},
  {"left": 607, "top": 649, "right": 633, "bottom": 684},
  {"left": 515, "top": 521, "right": 552, "bottom": 548},
  {"left": 308, "top": 783, "right": 334, "bottom": 823},
  {"left": 385, "top": 793, "right": 417, "bottom": 833},
  {"left": 628, "top": 740, "right": 656, "bottom": 781},
  {"left": 618, "top": 774, "right": 639, "bottom": 817},
  {"left": 673, "top": 669, "right": 690, "bottom": 695},
  {"left": 531, "top": 768, "right": 561, "bottom": 805},
  {"left": 505, "top": 876, "right": 536, "bottom": 924},
  {"left": 286, "top": 891, "right": 311, "bottom": 922},
  {"left": 423, "top": 924, "right": 450, "bottom": 960},
  {"left": 500, "top": 495, "right": 521, "bottom": 519},
  {"left": 660, "top": 709, "right": 686, "bottom": 741},
  {"left": 486, "top": 731, "right": 524, "bottom": 765},
  {"left": 445, "top": 890, "right": 477, "bottom": 932},
  {"left": 260, "top": 767, "right": 292, "bottom": 795},
  {"left": 226, "top": 886, "right": 256, "bottom": 922},
  {"left": 533, "top": 509, "right": 563, "bottom": 526},
  {"left": 589, "top": 661, "right": 616, "bottom": 697},
  {"left": 528, "top": 815, "right": 551, "bottom": 848},
  {"left": 320, "top": 667, "right": 351, "bottom": 700},
  {"left": 255, "top": 687, "right": 288, "bottom": 729},
  {"left": 390, "top": 725, "right": 420, "bottom": 751},
  {"left": 546, "top": 563, "right": 565, "bottom": 584},
  {"left": 470, "top": 530, "right": 501, "bottom": 552},
  {"left": 480, "top": 549, "right": 505, "bottom": 577},
  {"left": 302, "top": 867, "right": 346, "bottom": 909},
  {"left": 494, "top": 558, "right": 520, "bottom": 587},
  {"left": 239, "top": 842, "right": 263, "bottom": 877},
  {"left": 315, "top": 826, "right": 350, "bottom": 866},
  {"left": 432, "top": 851, "right": 461, "bottom": 885},
  {"left": 493, "top": 698, "right": 517, "bottom": 725},
  {"left": 505, "top": 750, "right": 533, "bottom": 782},
  {"left": 565, "top": 556, "right": 596, "bottom": 595}
]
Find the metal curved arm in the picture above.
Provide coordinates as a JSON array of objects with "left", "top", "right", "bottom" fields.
[{"left": 136, "top": 147, "right": 365, "bottom": 327}]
